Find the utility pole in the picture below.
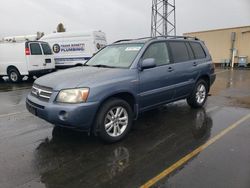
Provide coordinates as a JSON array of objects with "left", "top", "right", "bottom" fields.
[{"left": 151, "top": 0, "right": 176, "bottom": 37}]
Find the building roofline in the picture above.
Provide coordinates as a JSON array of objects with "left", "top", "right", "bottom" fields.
[{"left": 183, "top": 25, "right": 250, "bottom": 35}]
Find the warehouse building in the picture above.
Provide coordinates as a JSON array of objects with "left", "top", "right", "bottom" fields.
[{"left": 184, "top": 25, "right": 250, "bottom": 67}]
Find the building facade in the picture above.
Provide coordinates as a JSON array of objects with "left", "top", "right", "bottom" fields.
[{"left": 184, "top": 26, "right": 250, "bottom": 66}]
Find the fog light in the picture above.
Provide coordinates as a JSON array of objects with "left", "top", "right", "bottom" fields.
[{"left": 59, "top": 111, "right": 68, "bottom": 121}]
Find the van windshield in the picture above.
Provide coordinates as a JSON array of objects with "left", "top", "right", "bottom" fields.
[{"left": 86, "top": 43, "right": 144, "bottom": 68}]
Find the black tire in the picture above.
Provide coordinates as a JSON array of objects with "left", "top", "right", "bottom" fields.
[
  {"left": 187, "top": 79, "right": 208, "bottom": 108},
  {"left": 0, "top": 76, "right": 4, "bottom": 82},
  {"left": 7, "top": 68, "right": 22, "bottom": 83},
  {"left": 95, "top": 98, "right": 133, "bottom": 143},
  {"left": 27, "top": 76, "right": 35, "bottom": 82}
]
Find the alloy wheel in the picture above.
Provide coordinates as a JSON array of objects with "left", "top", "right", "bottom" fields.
[{"left": 104, "top": 106, "right": 128, "bottom": 137}]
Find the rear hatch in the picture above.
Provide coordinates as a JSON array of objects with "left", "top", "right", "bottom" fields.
[{"left": 25, "top": 41, "right": 55, "bottom": 71}]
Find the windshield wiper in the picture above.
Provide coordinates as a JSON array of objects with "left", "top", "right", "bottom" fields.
[{"left": 92, "top": 64, "right": 116, "bottom": 68}]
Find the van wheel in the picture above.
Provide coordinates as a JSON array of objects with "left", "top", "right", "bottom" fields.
[
  {"left": 187, "top": 79, "right": 208, "bottom": 108},
  {"left": 95, "top": 98, "right": 133, "bottom": 143},
  {"left": 27, "top": 76, "right": 35, "bottom": 81},
  {"left": 8, "top": 68, "right": 22, "bottom": 83}
]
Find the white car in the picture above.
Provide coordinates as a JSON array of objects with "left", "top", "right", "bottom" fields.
[
  {"left": 41, "top": 31, "right": 107, "bottom": 68},
  {"left": 0, "top": 41, "right": 55, "bottom": 83}
]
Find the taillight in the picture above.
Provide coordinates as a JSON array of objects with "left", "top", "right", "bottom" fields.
[{"left": 25, "top": 48, "right": 30, "bottom": 55}]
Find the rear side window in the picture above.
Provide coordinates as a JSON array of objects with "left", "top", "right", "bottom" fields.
[
  {"left": 41, "top": 43, "right": 53, "bottom": 55},
  {"left": 168, "top": 41, "right": 190, "bottom": 63},
  {"left": 142, "top": 42, "right": 170, "bottom": 66},
  {"left": 186, "top": 42, "right": 195, "bottom": 60},
  {"left": 30, "top": 43, "right": 42, "bottom": 55},
  {"left": 190, "top": 42, "right": 206, "bottom": 59}
]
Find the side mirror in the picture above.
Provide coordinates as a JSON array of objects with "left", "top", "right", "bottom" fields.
[{"left": 140, "top": 58, "right": 156, "bottom": 70}]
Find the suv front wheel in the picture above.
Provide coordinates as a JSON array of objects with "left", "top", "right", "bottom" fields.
[
  {"left": 187, "top": 79, "right": 208, "bottom": 108},
  {"left": 95, "top": 98, "right": 133, "bottom": 143}
]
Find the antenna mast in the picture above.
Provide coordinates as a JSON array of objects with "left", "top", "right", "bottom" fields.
[{"left": 151, "top": 0, "right": 176, "bottom": 37}]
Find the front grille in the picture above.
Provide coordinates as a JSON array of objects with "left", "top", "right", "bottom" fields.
[{"left": 31, "top": 84, "right": 53, "bottom": 102}]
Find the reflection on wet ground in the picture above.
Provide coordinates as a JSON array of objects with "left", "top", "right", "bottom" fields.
[
  {"left": 35, "top": 107, "right": 212, "bottom": 188},
  {"left": 211, "top": 69, "right": 250, "bottom": 108},
  {"left": 0, "top": 69, "right": 250, "bottom": 188},
  {"left": 0, "top": 77, "right": 33, "bottom": 92}
]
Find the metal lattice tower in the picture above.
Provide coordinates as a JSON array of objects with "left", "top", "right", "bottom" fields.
[{"left": 151, "top": 0, "right": 176, "bottom": 37}]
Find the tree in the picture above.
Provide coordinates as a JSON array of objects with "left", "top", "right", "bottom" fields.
[{"left": 56, "top": 23, "right": 66, "bottom": 32}]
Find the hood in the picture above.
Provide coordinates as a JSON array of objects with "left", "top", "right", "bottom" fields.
[{"left": 35, "top": 66, "right": 136, "bottom": 91}]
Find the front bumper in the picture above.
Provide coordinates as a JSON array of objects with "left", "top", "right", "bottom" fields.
[{"left": 26, "top": 93, "right": 99, "bottom": 130}]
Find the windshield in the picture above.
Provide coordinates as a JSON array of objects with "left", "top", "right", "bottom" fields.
[{"left": 86, "top": 43, "right": 144, "bottom": 68}]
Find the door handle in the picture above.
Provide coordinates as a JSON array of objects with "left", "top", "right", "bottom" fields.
[
  {"left": 193, "top": 62, "right": 197, "bottom": 66},
  {"left": 168, "top": 67, "right": 174, "bottom": 72}
]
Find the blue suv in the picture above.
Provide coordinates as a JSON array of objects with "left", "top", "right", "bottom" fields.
[{"left": 26, "top": 36, "right": 216, "bottom": 142}]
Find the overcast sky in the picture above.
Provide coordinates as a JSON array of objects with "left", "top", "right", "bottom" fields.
[{"left": 0, "top": 0, "right": 249, "bottom": 42}]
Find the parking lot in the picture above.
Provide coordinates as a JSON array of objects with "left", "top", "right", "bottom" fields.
[{"left": 0, "top": 69, "right": 250, "bottom": 188}]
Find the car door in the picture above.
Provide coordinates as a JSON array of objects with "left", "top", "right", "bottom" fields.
[
  {"left": 138, "top": 41, "right": 175, "bottom": 111},
  {"left": 167, "top": 41, "right": 199, "bottom": 99},
  {"left": 27, "top": 42, "right": 46, "bottom": 71},
  {"left": 40, "top": 42, "right": 55, "bottom": 70},
  {"left": 189, "top": 41, "right": 207, "bottom": 74}
]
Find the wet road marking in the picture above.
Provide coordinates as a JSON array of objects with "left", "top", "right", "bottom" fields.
[
  {"left": 140, "top": 112, "right": 250, "bottom": 188},
  {"left": 215, "top": 70, "right": 229, "bottom": 74},
  {"left": 0, "top": 111, "right": 28, "bottom": 118}
]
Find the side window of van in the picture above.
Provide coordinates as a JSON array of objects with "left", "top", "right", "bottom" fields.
[
  {"left": 30, "top": 43, "right": 42, "bottom": 55},
  {"left": 41, "top": 43, "right": 53, "bottom": 55},
  {"left": 142, "top": 42, "right": 170, "bottom": 66},
  {"left": 190, "top": 42, "right": 206, "bottom": 59},
  {"left": 168, "top": 41, "right": 190, "bottom": 63}
]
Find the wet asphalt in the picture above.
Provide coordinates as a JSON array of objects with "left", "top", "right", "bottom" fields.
[{"left": 0, "top": 69, "right": 250, "bottom": 188}]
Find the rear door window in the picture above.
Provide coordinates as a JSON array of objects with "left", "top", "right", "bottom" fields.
[
  {"left": 168, "top": 41, "right": 190, "bottom": 63},
  {"left": 30, "top": 43, "right": 42, "bottom": 55},
  {"left": 41, "top": 43, "right": 53, "bottom": 55},
  {"left": 190, "top": 42, "right": 206, "bottom": 59},
  {"left": 142, "top": 42, "right": 170, "bottom": 66}
]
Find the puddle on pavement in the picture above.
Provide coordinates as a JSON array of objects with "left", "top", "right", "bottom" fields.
[{"left": 0, "top": 78, "right": 33, "bottom": 92}]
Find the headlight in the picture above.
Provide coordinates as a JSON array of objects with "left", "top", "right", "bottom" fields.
[{"left": 56, "top": 88, "right": 89, "bottom": 103}]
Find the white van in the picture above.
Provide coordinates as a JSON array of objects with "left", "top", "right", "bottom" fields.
[
  {"left": 41, "top": 31, "right": 107, "bottom": 68},
  {"left": 0, "top": 41, "right": 55, "bottom": 83}
]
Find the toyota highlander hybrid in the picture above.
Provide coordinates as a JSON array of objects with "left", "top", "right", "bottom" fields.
[{"left": 26, "top": 36, "right": 216, "bottom": 142}]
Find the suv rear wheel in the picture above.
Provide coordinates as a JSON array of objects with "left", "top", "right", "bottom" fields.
[
  {"left": 187, "top": 79, "right": 208, "bottom": 108},
  {"left": 95, "top": 98, "right": 133, "bottom": 143},
  {"left": 8, "top": 68, "right": 22, "bottom": 83}
]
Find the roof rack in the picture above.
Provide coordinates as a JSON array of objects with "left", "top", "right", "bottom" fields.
[
  {"left": 113, "top": 35, "right": 199, "bottom": 44},
  {"left": 113, "top": 39, "right": 133, "bottom": 43},
  {"left": 154, "top": 35, "right": 199, "bottom": 40},
  {"left": 113, "top": 37, "right": 153, "bottom": 44}
]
